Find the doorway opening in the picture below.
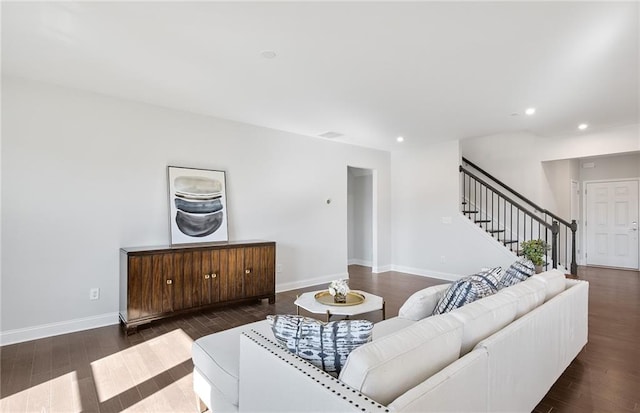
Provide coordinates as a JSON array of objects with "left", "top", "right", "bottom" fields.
[{"left": 347, "top": 166, "right": 376, "bottom": 270}]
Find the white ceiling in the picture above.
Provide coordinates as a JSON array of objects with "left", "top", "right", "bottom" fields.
[{"left": 2, "top": 1, "right": 638, "bottom": 151}]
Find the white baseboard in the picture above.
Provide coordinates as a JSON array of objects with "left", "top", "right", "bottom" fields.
[
  {"left": 391, "top": 265, "right": 461, "bottom": 282},
  {"left": 1, "top": 312, "right": 119, "bottom": 346},
  {"left": 276, "top": 272, "right": 349, "bottom": 293},
  {"left": 0, "top": 264, "right": 460, "bottom": 346},
  {"left": 348, "top": 259, "right": 373, "bottom": 267},
  {"left": 372, "top": 265, "right": 392, "bottom": 273}
]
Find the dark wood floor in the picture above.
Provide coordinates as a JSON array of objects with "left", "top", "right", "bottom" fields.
[
  {"left": 534, "top": 266, "right": 640, "bottom": 413},
  {"left": 0, "top": 265, "right": 638, "bottom": 412}
]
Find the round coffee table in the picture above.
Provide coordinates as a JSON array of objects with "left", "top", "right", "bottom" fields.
[{"left": 294, "top": 290, "right": 385, "bottom": 322}]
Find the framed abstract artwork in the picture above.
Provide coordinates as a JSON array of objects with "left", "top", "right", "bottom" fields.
[{"left": 167, "top": 166, "right": 228, "bottom": 245}]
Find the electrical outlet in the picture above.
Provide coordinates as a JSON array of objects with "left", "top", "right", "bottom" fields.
[
  {"left": 276, "top": 264, "right": 283, "bottom": 273},
  {"left": 89, "top": 288, "right": 100, "bottom": 300},
  {"left": 440, "top": 256, "right": 446, "bottom": 263}
]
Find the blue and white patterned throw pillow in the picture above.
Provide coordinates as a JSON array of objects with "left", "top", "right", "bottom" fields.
[
  {"left": 267, "top": 315, "right": 373, "bottom": 376},
  {"left": 432, "top": 267, "right": 502, "bottom": 315},
  {"left": 500, "top": 258, "right": 536, "bottom": 288}
]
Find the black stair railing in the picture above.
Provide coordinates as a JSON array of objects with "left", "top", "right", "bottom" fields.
[{"left": 460, "top": 158, "right": 577, "bottom": 275}]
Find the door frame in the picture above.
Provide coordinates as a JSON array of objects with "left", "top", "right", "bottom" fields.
[
  {"left": 570, "top": 179, "right": 580, "bottom": 265},
  {"left": 346, "top": 166, "right": 378, "bottom": 272},
  {"left": 582, "top": 177, "right": 640, "bottom": 270}
]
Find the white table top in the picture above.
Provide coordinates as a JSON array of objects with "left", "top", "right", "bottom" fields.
[{"left": 294, "top": 290, "right": 384, "bottom": 317}]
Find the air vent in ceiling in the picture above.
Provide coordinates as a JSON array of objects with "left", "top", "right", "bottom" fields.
[{"left": 318, "top": 131, "right": 343, "bottom": 139}]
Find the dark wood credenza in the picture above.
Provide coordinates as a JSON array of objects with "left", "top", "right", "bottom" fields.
[{"left": 119, "top": 240, "right": 276, "bottom": 332}]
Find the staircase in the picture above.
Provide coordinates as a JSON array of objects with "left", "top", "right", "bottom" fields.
[{"left": 460, "top": 158, "right": 577, "bottom": 275}]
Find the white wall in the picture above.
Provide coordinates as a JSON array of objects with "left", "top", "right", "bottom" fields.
[
  {"left": 461, "top": 131, "right": 545, "bottom": 204},
  {"left": 540, "top": 124, "right": 640, "bottom": 162},
  {"left": 391, "top": 140, "right": 516, "bottom": 279},
  {"left": 542, "top": 159, "right": 572, "bottom": 221},
  {"left": 579, "top": 152, "right": 640, "bottom": 182},
  {"left": 347, "top": 168, "right": 373, "bottom": 266},
  {"left": 1, "top": 77, "right": 391, "bottom": 342}
]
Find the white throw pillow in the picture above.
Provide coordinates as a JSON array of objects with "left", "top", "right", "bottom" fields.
[
  {"left": 398, "top": 284, "right": 450, "bottom": 320},
  {"left": 372, "top": 317, "right": 416, "bottom": 340}
]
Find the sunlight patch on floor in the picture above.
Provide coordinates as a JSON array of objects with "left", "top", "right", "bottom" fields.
[
  {"left": 0, "top": 371, "right": 81, "bottom": 413},
  {"left": 90, "top": 328, "right": 193, "bottom": 404},
  {"left": 121, "top": 373, "right": 194, "bottom": 413}
]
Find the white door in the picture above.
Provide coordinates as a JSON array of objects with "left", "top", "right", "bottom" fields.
[{"left": 585, "top": 180, "right": 639, "bottom": 269}]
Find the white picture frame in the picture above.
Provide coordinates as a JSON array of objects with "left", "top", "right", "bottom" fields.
[{"left": 168, "top": 166, "right": 228, "bottom": 245}]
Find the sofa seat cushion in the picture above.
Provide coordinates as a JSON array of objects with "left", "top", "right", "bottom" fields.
[
  {"left": 449, "top": 293, "right": 518, "bottom": 355},
  {"left": 499, "top": 258, "right": 536, "bottom": 288},
  {"left": 532, "top": 269, "right": 566, "bottom": 301},
  {"left": 432, "top": 267, "right": 502, "bottom": 315},
  {"left": 372, "top": 316, "right": 416, "bottom": 340},
  {"left": 192, "top": 320, "right": 272, "bottom": 407},
  {"left": 398, "top": 283, "right": 450, "bottom": 320},
  {"left": 339, "top": 313, "right": 463, "bottom": 405},
  {"left": 267, "top": 315, "right": 373, "bottom": 376},
  {"left": 499, "top": 277, "right": 546, "bottom": 318}
]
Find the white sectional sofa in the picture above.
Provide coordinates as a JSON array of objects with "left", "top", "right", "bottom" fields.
[{"left": 192, "top": 269, "right": 588, "bottom": 412}]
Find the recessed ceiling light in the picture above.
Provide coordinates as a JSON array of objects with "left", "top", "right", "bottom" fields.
[
  {"left": 525, "top": 107, "right": 536, "bottom": 116},
  {"left": 397, "top": 136, "right": 404, "bottom": 142},
  {"left": 578, "top": 123, "right": 589, "bottom": 130},
  {"left": 260, "top": 50, "right": 277, "bottom": 59}
]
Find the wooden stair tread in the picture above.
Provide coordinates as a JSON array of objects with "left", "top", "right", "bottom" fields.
[
  {"left": 502, "top": 240, "right": 518, "bottom": 244},
  {"left": 462, "top": 210, "right": 479, "bottom": 214},
  {"left": 488, "top": 229, "right": 505, "bottom": 233},
  {"left": 474, "top": 219, "right": 491, "bottom": 223}
]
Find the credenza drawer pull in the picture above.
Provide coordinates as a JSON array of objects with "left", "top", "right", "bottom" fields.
[{"left": 166, "top": 279, "right": 173, "bottom": 285}]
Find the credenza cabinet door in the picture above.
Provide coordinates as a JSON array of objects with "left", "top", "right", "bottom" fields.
[
  {"left": 243, "top": 245, "right": 276, "bottom": 298},
  {"left": 120, "top": 241, "right": 276, "bottom": 332},
  {"left": 128, "top": 254, "right": 174, "bottom": 319},
  {"left": 199, "top": 248, "right": 226, "bottom": 305},
  {"left": 224, "top": 248, "right": 246, "bottom": 302}
]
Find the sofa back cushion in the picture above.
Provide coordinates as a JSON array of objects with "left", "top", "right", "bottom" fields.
[
  {"left": 398, "top": 283, "right": 450, "bottom": 320},
  {"left": 532, "top": 269, "right": 566, "bottom": 301},
  {"left": 449, "top": 293, "right": 518, "bottom": 355},
  {"left": 499, "top": 277, "right": 546, "bottom": 318},
  {"left": 339, "top": 314, "right": 463, "bottom": 405}
]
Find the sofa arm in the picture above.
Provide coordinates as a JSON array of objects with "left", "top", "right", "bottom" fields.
[{"left": 239, "top": 329, "right": 389, "bottom": 413}]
